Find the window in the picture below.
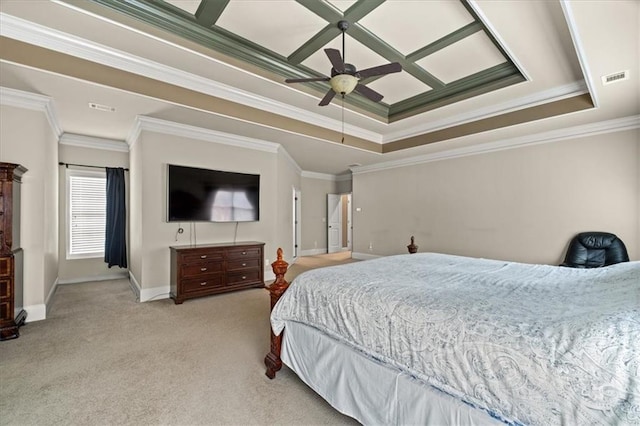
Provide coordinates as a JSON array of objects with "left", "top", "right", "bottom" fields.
[{"left": 67, "top": 169, "right": 106, "bottom": 259}]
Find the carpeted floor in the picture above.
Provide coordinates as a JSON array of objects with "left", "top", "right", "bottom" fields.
[{"left": 0, "top": 253, "right": 359, "bottom": 425}]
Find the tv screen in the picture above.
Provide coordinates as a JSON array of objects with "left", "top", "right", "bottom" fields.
[{"left": 167, "top": 164, "right": 260, "bottom": 222}]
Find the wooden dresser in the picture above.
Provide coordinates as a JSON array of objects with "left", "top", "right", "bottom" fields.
[
  {"left": 0, "top": 162, "right": 27, "bottom": 340},
  {"left": 170, "top": 241, "right": 265, "bottom": 304}
]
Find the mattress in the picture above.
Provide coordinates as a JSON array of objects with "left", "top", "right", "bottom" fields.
[{"left": 271, "top": 253, "right": 640, "bottom": 425}]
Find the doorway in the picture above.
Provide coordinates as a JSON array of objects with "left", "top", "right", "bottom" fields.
[{"left": 327, "top": 193, "right": 352, "bottom": 254}]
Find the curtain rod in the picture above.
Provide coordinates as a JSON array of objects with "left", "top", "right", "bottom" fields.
[{"left": 58, "top": 162, "right": 129, "bottom": 171}]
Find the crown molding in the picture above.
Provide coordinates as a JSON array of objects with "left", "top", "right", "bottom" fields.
[
  {"left": 383, "top": 81, "right": 588, "bottom": 142},
  {"left": 128, "top": 115, "right": 307, "bottom": 175},
  {"left": 59, "top": 132, "right": 129, "bottom": 152},
  {"left": 467, "top": 0, "right": 531, "bottom": 82},
  {"left": 559, "top": 0, "right": 599, "bottom": 108},
  {"left": 301, "top": 171, "right": 351, "bottom": 181},
  {"left": 353, "top": 115, "right": 640, "bottom": 175},
  {"left": 0, "top": 12, "right": 381, "bottom": 143},
  {"left": 0, "top": 86, "right": 62, "bottom": 137},
  {"left": 128, "top": 116, "right": 280, "bottom": 153}
]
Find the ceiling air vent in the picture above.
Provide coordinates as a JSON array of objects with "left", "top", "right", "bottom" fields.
[
  {"left": 601, "top": 70, "right": 629, "bottom": 85},
  {"left": 88, "top": 102, "right": 116, "bottom": 112}
]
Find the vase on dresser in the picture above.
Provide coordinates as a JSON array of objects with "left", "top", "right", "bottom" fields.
[{"left": 0, "top": 162, "right": 27, "bottom": 340}]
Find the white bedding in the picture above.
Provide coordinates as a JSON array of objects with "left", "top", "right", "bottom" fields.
[{"left": 271, "top": 253, "right": 640, "bottom": 425}]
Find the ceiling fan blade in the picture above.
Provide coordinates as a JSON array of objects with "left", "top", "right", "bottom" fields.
[
  {"left": 324, "top": 48, "right": 345, "bottom": 73},
  {"left": 355, "top": 84, "right": 384, "bottom": 103},
  {"left": 356, "top": 62, "right": 402, "bottom": 79},
  {"left": 318, "top": 89, "right": 336, "bottom": 106},
  {"left": 285, "top": 77, "right": 330, "bottom": 83}
]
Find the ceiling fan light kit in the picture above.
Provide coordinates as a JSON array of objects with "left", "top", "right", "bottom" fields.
[
  {"left": 285, "top": 20, "right": 402, "bottom": 106},
  {"left": 330, "top": 74, "right": 358, "bottom": 95}
]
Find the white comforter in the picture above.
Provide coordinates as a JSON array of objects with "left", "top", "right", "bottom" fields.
[{"left": 271, "top": 253, "right": 640, "bottom": 425}]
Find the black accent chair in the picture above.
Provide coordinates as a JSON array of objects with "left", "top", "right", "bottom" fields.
[{"left": 561, "top": 232, "right": 629, "bottom": 268}]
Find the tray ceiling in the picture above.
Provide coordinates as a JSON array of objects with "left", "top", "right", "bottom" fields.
[
  {"left": 91, "top": 0, "right": 526, "bottom": 122},
  {"left": 4, "top": 0, "right": 635, "bottom": 175}
]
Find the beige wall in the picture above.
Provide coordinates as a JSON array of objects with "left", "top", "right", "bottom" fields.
[
  {"left": 0, "top": 105, "right": 59, "bottom": 320},
  {"left": 275, "top": 149, "right": 301, "bottom": 263},
  {"left": 57, "top": 144, "right": 129, "bottom": 282},
  {"left": 336, "top": 176, "right": 352, "bottom": 194},
  {"left": 352, "top": 129, "right": 639, "bottom": 264},
  {"left": 129, "top": 134, "right": 144, "bottom": 289},
  {"left": 130, "top": 130, "right": 298, "bottom": 300},
  {"left": 300, "top": 176, "right": 342, "bottom": 253}
]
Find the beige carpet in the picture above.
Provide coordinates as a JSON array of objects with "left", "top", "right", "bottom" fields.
[{"left": 0, "top": 253, "right": 359, "bottom": 425}]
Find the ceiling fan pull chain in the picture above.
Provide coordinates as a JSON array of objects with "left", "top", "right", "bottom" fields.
[{"left": 341, "top": 95, "right": 345, "bottom": 144}]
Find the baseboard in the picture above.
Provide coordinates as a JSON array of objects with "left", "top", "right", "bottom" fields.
[
  {"left": 44, "top": 277, "right": 59, "bottom": 319},
  {"left": 128, "top": 271, "right": 141, "bottom": 300},
  {"left": 57, "top": 272, "right": 129, "bottom": 285},
  {"left": 139, "top": 285, "right": 171, "bottom": 302},
  {"left": 299, "top": 248, "right": 327, "bottom": 256},
  {"left": 23, "top": 304, "right": 46, "bottom": 323},
  {"left": 351, "top": 252, "right": 382, "bottom": 260},
  {"left": 130, "top": 271, "right": 171, "bottom": 302}
]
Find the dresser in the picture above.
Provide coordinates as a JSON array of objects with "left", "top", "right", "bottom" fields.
[
  {"left": 170, "top": 241, "right": 265, "bottom": 304},
  {"left": 0, "top": 162, "right": 27, "bottom": 340}
]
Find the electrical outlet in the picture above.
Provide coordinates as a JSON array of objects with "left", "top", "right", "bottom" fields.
[
  {"left": 368, "top": 242, "right": 373, "bottom": 251},
  {"left": 265, "top": 259, "right": 270, "bottom": 265}
]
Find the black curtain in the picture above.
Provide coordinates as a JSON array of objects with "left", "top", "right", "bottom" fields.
[{"left": 105, "top": 167, "right": 127, "bottom": 268}]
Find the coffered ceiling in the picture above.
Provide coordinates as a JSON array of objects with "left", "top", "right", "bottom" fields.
[
  {"left": 94, "top": 0, "right": 525, "bottom": 122},
  {"left": 0, "top": 0, "right": 638, "bottom": 175}
]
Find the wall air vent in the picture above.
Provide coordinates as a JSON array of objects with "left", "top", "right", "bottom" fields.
[
  {"left": 88, "top": 102, "right": 116, "bottom": 112},
  {"left": 601, "top": 70, "right": 629, "bottom": 85}
]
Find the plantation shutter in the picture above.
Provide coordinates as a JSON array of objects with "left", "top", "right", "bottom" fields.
[{"left": 69, "top": 174, "right": 106, "bottom": 256}]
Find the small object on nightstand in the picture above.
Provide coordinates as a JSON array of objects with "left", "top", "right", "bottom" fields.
[{"left": 407, "top": 236, "right": 418, "bottom": 254}]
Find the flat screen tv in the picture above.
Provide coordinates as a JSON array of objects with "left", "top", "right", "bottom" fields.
[{"left": 167, "top": 164, "right": 260, "bottom": 222}]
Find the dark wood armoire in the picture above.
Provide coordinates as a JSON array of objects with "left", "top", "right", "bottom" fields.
[{"left": 0, "top": 162, "right": 27, "bottom": 340}]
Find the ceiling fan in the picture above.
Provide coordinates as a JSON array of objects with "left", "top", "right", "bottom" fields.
[{"left": 285, "top": 20, "right": 402, "bottom": 106}]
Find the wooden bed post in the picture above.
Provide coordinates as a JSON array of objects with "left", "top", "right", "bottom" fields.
[{"left": 264, "top": 248, "right": 290, "bottom": 379}]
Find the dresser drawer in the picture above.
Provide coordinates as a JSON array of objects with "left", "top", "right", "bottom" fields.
[
  {"left": 0, "top": 257, "right": 11, "bottom": 277},
  {"left": 227, "top": 269, "right": 261, "bottom": 286},
  {"left": 227, "top": 247, "right": 261, "bottom": 260},
  {"left": 180, "top": 262, "right": 223, "bottom": 277},
  {"left": 181, "top": 274, "right": 224, "bottom": 293},
  {"left": 180, "top": 251, "right": 224, "bottom": 264},
  {"left": 0, "top": 278, "right": 10, "bottom": 298},
  {"left": 227, "top": 258, "right": 261, "bottom": 271},
  {"left": 0, "top": 301, "right": 9, "bottom": 321}
]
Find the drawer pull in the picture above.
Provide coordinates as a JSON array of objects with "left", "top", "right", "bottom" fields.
[
  {"left": 200, "top": 267, "right": 207, "bottom": 272},
  {"left": 242, "top": 251, "right": 246, "bottom": 255},
  {"left": 242, "top": 276, "right": 247, "bottom": 280},
  {"left": 200, "top": 282, "right": 207, "bottom": 286},
  {"left": 242, "top": 263, "right": 247, "bottom": 267},
  {"left": 200, "top": 255, "right": 207, "bottom": 259}
]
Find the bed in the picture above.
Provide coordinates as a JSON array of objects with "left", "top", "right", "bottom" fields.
[{"left": 264, "top": 249, "right": 640, "bottom": 425}]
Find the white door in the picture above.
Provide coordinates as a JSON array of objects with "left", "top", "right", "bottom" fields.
[
  {"left": 327, "top": 194, "right": 341, "bottom": 253},
  {"left": 346, "top": 193, "right": 352, "bottom": 250}
]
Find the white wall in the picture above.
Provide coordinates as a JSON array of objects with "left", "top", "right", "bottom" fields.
[
  {"left": 129, "top": 129, "right": 299, "bottom": 300},
  {"left": 0, "top": 104, "right": 59, "bottom": 321},
  {"left": 352, "top": 129, "right": 639, "bottom": 264}
]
